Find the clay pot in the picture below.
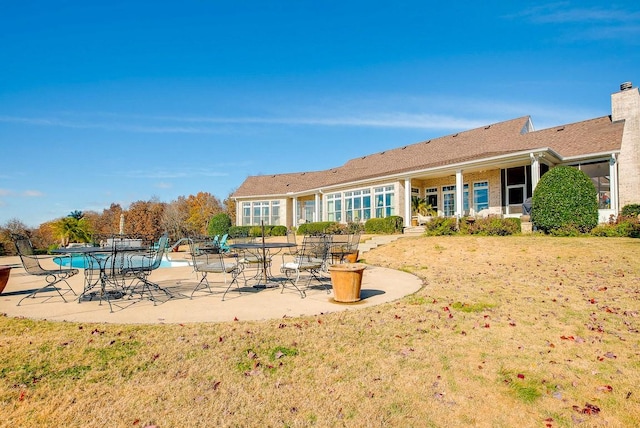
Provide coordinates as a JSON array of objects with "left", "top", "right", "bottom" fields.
[
  {"left": 329, "top": 263, "right": 366, "bottom": 303},
  {"left": 345, "top": 250, "right": 359, "bottom": 263},
  {"left": 0, "top": 266, "right": 11, "bottom": 294}
]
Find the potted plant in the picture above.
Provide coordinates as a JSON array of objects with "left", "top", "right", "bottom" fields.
[
  {"left": 411, "top": 196, "right": 436, "bottom": 225},
  {"left": 328, "top": 263, "right": 366, "bottom": 302},
  {"left": 0, "top": 266, "right": 11, "bottom": 294}
]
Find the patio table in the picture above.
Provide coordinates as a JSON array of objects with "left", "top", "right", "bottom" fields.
[
  {"left": 52, "top": 245, "right": 149, "bottom": 311},
  {"left": 230, "top": 242, "right": 296, "bottom": 289}
]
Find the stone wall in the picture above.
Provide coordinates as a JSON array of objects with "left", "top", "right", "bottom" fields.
[{"left": 612, "top": 84, "right": 640, "bottom": 208}]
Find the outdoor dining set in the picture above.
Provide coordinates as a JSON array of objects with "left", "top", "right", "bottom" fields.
[{"left": 9, "top": 230, "right": 362, "bottom": 312}]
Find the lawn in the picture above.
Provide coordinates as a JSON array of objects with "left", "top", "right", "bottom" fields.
[{"left": 1, "top": 235, "right": 638, "bottom": 427}]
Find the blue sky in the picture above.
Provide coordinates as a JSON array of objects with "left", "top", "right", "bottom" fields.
[{"left": 1, "top": 1, "right": 638, "bottom": 227}]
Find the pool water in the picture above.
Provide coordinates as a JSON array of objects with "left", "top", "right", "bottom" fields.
[{"left": 53, "top": 254, "right": 190, "bottom": 269}]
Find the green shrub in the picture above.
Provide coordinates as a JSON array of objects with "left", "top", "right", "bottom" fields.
[
  {"left": 621, "top": 204, "right": 640, "bottom": 217},
  {"left": 591, "top": 224, "right": 624, "bottom": 237},
  {"left": 364, "top": 216, "right": 403, "bottom": 234},
  {"left": 208, "top": 213, "right": 232, "bottom": 237},
  {"left": 549, "top": 223, "right": 582, "bottom": 237},
  {"left": 297, "top": 222, "right": 337, "bottom": 235},
  {"left": 249, "top": 226, "right": 271, "bottom": 237},
  {"left": 423, "top": 217, "right": 458, "bottom": 236},
  {"left": 270, "top": 226, "right": 287, "bottom": 236},
  {"left": 591, "top": 216, "right": 640, "bottom": 238},
  {"left": 325, "top": 223, "right": 348, "bottom": 234},
  {"left": 462, "top": 217, "right": 520, "bottom": 236},
  {"left": 229, "top": 226, "right": 251, "bottom": 238},
  {"left": 531, "top": 166, "right": 598, "bottom": 234},
  {"left": 346, "top": 221, "right": 365, "bottom": 233}
]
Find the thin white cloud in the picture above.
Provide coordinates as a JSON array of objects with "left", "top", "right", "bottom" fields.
[
  {"left": 0, "top": 111, "right": 492, "bottom": 133},
  {"left": 23, "top": 190, "right": 44, "bottom": 197},
  {"left": 107, "top": 168, "right": 229, "bottom": 180},
  {"left": 510, "top": 3, "right": 640, "bottom": 24},
  {"left": 0, "top": 92, "right": 600, "bottom": 136},
  {"left": 0, "top": 189, "right": 11, "bottom": 196},
  {"left": 507, "top": 3, "right": 640, "bottom": 42}
]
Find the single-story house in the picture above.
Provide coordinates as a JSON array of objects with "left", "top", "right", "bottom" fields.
[{"left": 232, "top": 82, "right": 640, "bottom": 228}]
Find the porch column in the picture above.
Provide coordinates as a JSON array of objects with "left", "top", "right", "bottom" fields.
[
  {"left": 314, "top": 193, "right": 321, "bottom": 222},
  {"left": 610, "top": 154, "right": 619, "bottom": 214},
  {"left": 530, "top": 153, "right": 542, "bottom": 191},
  {"left": 293, "top": 197, "right": 299, "bottom": 226},
  {"left": 455, "top": 170, "right": 464, "bottom": 217},
  {"left": 404, "top": 178, "right": 412, "bottom": 226}
]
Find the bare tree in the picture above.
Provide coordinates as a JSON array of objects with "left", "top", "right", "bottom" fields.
[
  {"left": 161, "top": 198, "right": 190, "bottom": 241},
  {"left": 224, "top": 189, "right": 237, "bottom": 226}
]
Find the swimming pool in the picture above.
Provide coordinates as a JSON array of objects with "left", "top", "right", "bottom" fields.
[{"left": 53, "top": 254, "right": 190, "bottom": 269}]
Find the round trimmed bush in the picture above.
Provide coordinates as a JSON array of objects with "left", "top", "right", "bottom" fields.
[
  {"left": 207, "top": 213, "right": 232, "bottom": 237},
  {"left": 531, "top": 166, "right": 598, "bottom": 234}
]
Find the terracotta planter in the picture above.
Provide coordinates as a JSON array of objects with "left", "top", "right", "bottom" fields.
[
  {"left": 345, "top": 250, "right": 359, "bottom": 263},
  {"left": 0, "top": 266, "right": 11, "bottom": 295},
  {"left": 329, "top": 263, "right": 366, "bottom": 302}
]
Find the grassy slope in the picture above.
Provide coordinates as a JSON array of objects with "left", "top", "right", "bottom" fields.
[{"left": 1, "top": 236, "right": 638, "bottom": 427}]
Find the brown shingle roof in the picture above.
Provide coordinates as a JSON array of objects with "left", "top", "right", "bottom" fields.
[
  {"left": 233, "top": 115, "right": 623, "bottom": 198},
  {"left": 520, "top": 115, "right": 623, "bottom": 157}
]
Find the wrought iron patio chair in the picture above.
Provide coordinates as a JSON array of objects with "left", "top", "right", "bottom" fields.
[
  {"left": 280, "top": 234, "right": 331, "bottom": 293},
  {"left": 348, "top": 231, "right": 361, "bottom": 254},
  {"left": 188, "top": 238, "right": 244, "bottom": 300},
  {"left": 11, "top": 234, "right": 79, "bottom": 305},
  {"left": 329, "top": 233, "right": 351, "bottom": 264},
  {"left": 121, "top": 233, "right": 174, "bottom": 304}
]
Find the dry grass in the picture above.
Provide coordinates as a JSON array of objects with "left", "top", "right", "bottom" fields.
[{"left": 1, "top": 235, "right": 639, "bottom": 427}]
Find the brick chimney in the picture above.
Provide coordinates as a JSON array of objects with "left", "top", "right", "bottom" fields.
[{"left": 612, "top": 82, "right": 640, "bottom": 208}]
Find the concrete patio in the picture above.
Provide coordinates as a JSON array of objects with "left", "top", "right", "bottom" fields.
[{"left": 0, "top": 250, "right": 422, "bottom": 324}]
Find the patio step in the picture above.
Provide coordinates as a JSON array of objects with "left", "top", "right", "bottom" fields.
[{"left": 358, "top": 234, "right": 405, "bottom": 254}]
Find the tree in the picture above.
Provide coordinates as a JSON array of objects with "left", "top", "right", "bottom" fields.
[
  {"left": 224, "top": 189, "right": 238, "bottom": 226},
  {"left": 68, "top": 210, "right": 84, "bottom": 220},
  {"left": 127, "top": 199, "right": 166, "bottom": 241},
  {"left": 161, "top": 198, "right": 191, "bottom": 241},
  {"left": 0, "top": 218, "right": 31, "bottom": 256},
  {"left": 91, "top": 204, "right": 124, "bottom": 237},
  {"left": 411, "top": 196, "right": 434, "bottom": 215},
  {"left": 531, "top": 166, "right": 598, "bottom": 234},
  {"left": 51, "top": 216, "right": 92, "bottom": 246},
  {"left": 185, "top": 192, "right": 223, "bottom": 235},
  {"left": 208, "top": 213, "right": 232, "bottom": 237}
]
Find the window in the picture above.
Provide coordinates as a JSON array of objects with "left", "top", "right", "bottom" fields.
[
  {"left": 243, "top": 201, "right": 281, "bottom": 225},
  {"left": 253, "top": 201, "right": 270, "bottom": 225},
  {"left": 271, "top": 201, "right": 280, "bottom": 224},
  {"left": 572, "top": 161, "right": 611, "bottom": 209},
  {"left": 425, "top": 187, "right": 438, "bottom": 210},
  {"left": 345, "top": 189, "right": 371, "bottom": 222},
  {"left": 506, "top": 166, "right": 526, "bottom": 210},
  {"left": 473, "top": 181, "right": 489, "bottom": 212},
  {"left": 242, "top": 202, "right": 251, "bottom": 225},
  {"left": 374, "top": 186, "right": 395, "bottom": 218},
  {"left": 326, "top": 193, "right": 342, "bottom": 222},
  {"left": 463, "top": 184, "right": 470, "bottom": 214},
  {"left": 442, "top": 185, "right": 456, "bottom": 216}
]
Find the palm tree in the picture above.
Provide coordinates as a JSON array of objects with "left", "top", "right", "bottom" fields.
[
  {"left": 52, "top": 217, "right": 92, "bottom": 247},
  {"left": 68, "top": 210, "right": 84, "bottom": 220},
  {"left": 411, "top": 196, "right": 434, "bottom": 216}
]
